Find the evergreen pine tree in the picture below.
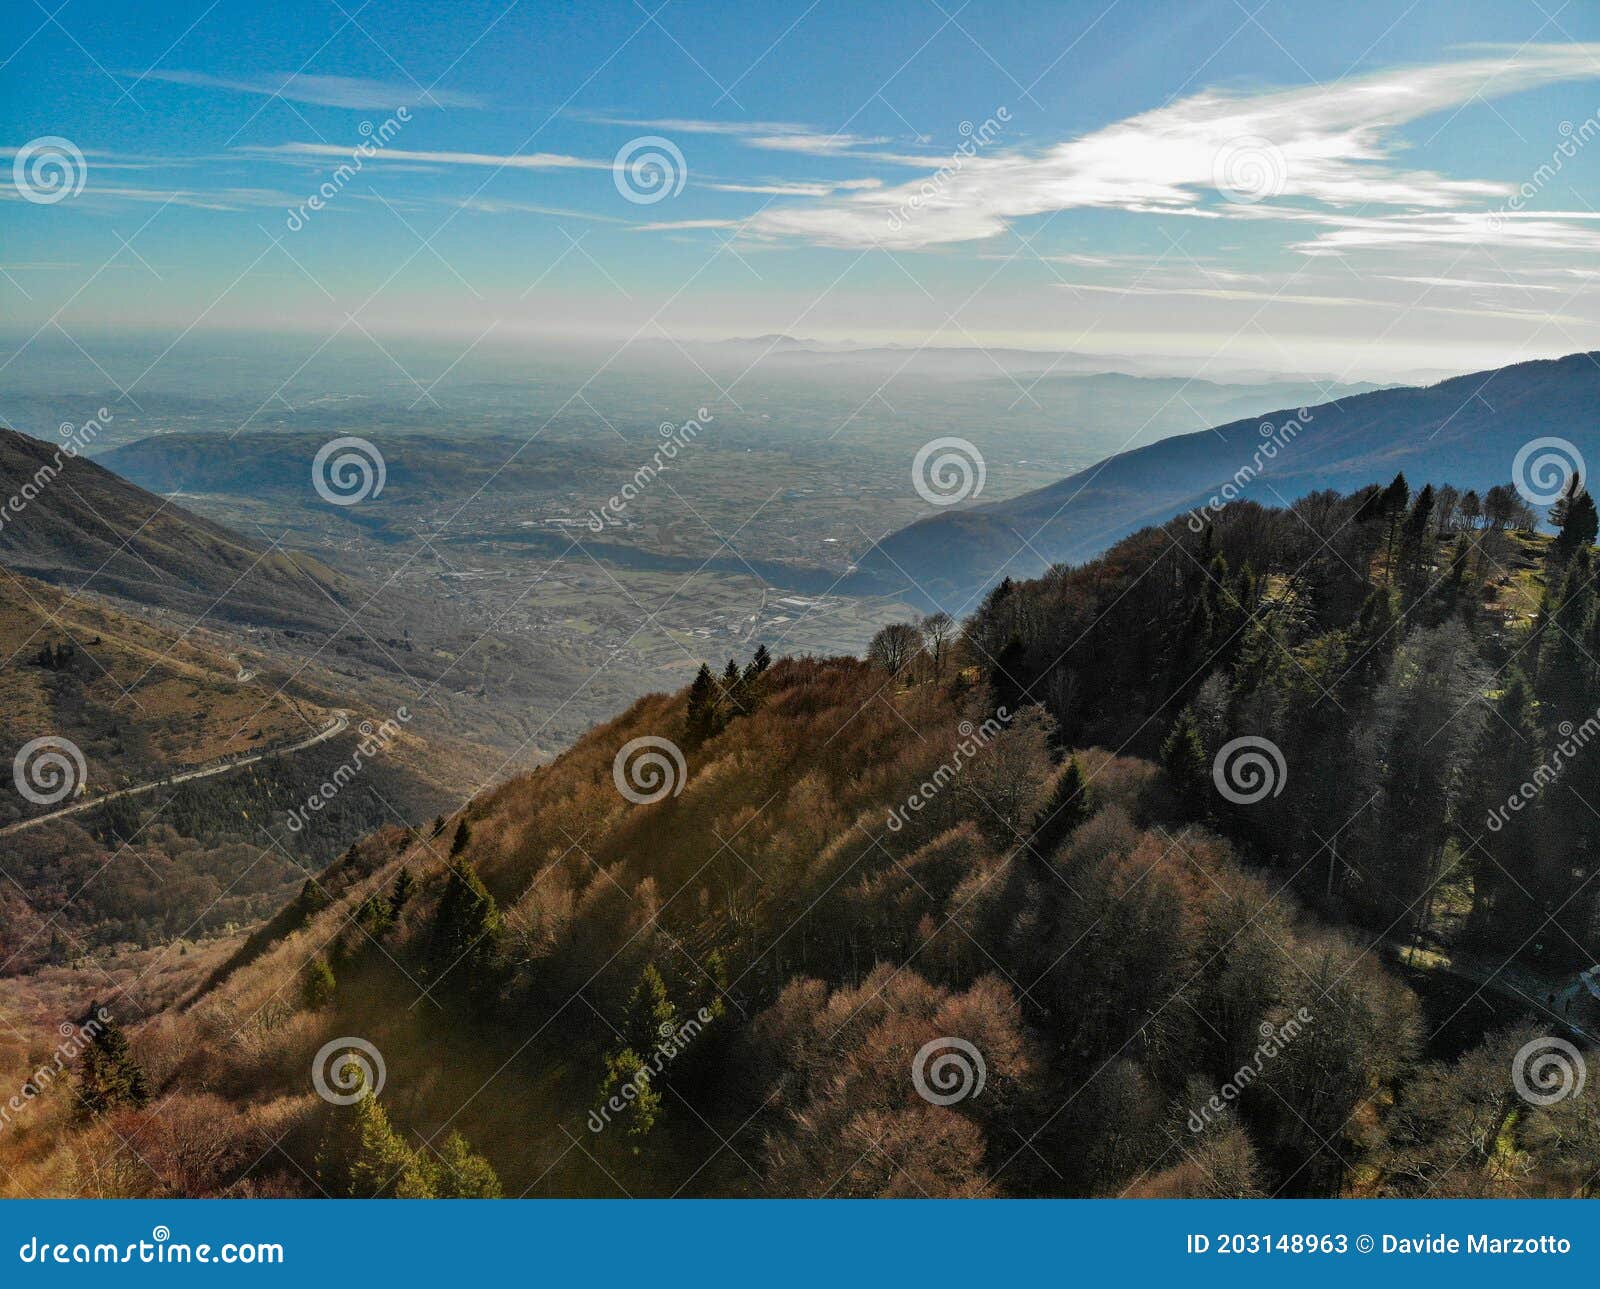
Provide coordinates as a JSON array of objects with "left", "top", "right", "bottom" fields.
[
  {"left": 1397, "top": 484, "right": 1436, "bottom": 600},
  {"left": 1379, "top": 472, "right": 1411, "bottom": 582},
  {"left": 1535, "top": 550, "right": 1595, "bottom": 716},
  {"left": 685, "top": 663, "right": 720, "bottom": 744},
  {"left": 1028, "top": 756, "right": 1092, "bottom": 862},
  {"left": 389, "top": 866, "right": 414, "bottom": 921},
  {"left": 1161, "top": 710, "right": 1210, "bottom": 818},
  {"left": 430, "top": 1132, "right": 503, "bottom": 1198},
  {"left": 301, "top": 958, "right": 336, "bottom": 1010},
  {"left": 990, "top": 638, "right": 1029, "bottom": 715},
  {"left": 429, "top": 857, "right": 505, "bottom": 1003},
  {"left": 1342, "top": 588, "right": 1399, "bottom": 694},
  {"left": 721, "top": 657, "right": 745, "bottom": 715},
  {"left": 1552, "top": 485, "right": 1598, "bottom": 565},
  {"left": 623, "top": 962, "right": 678, "bottom": 1055},
  {"left": 594, "top": 1048, "right": 663, "bottom": 1145},
  {"left": 1548, "top": 471, "right": 1581, "bottom": 529},
  {"left": 316, "top": 1066, "right": 434, "bottom": 1198},
  {"left": 75, "top": 1011, "right": 151, "bottom": 1117}
]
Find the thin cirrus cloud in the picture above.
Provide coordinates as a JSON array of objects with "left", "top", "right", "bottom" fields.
[
  {"left": 143, "top": 70, "right": 484, "bottom": 109},
  {"left": 743, "top": 46, "right": 1600, "bottom": 252},
  {"left": 247, "top": 142, "right": 610, "bottom": 171},
  {"left": 704, "top": 179, "right": 883, "bottom": 196},
  {"left": 572, "top": 113, "right": 929, "bottom": 162}
]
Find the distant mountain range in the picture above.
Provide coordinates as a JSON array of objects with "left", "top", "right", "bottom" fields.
[{"left": 863, "top": 351, "right": 1600, "bottom": 611}]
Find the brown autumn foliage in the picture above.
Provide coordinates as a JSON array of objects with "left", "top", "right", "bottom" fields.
[{"left": 2, "top": 623, "right": 1592, "bottom": 1198}]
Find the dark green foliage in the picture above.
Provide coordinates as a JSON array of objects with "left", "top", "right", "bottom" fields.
[
  {"left": 353, "top": 890, "right": 394, "bottom": 940},
  {"left": 593, "top": 1048, "right": 663, "bottom": 1145},
  {"left": 301, "top": 958, "right": 337, "bottom": 1009},
  {"left": 430, "top": 1132, "right": 503, "bottom": 1198},
  {"left": 316, "top": 1074, "right": 432, "bottom": 1198},
  {"left": 721, "top": 658, "right": 743, "bottom": 711},
  {"left": 74, "top": 1011, "right": 151, "bottom": 1117},
  {"left": 1535, "top": 549, "right": 1593, "bottom": 717},
  {"left": 1551, "top": 479, "right": 1598, "bottom": 565},
  {"left": 1161, "top": 709, "right": 1210, "bottom": 818},
  {"left": 685, "top": 663, "right": 720, "bottom": 744},
  {"left": 428, "top": 857, "right": 505, "bottom": 1004},
  {"left": 1029, "top": 756, "right": 1092, "bottom": 862},
  {"left": 314, "top": 1061, "right": 502, "bottom": 1199},
  {"left": 32, "top": 641, "right": 77, "bottom": 670},
  {"left": 623, "top": 963, "right": 678, "bottom": 1056},
  {"left": 389, "top": 866, "right": 414, "bottom": 920}
]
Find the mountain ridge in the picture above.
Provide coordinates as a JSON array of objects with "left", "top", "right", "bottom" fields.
[{"left": 863, "top": 350, "right": 1600, "bottom": 610}]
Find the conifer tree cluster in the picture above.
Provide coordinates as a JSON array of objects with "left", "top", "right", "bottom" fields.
[
  {"left": 315, "top": 1063, "right": 501, "bottom": 1199},
  {"left": 967, "top": 471, "right": 1598, "bottom": 966},
  {"left": 685, "top": 646, "right": 771, "bottom": 745}
]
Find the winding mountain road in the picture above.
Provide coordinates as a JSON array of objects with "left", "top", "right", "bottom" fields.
[{"left": 0, "top": 710, "right": 350, "bottom": 837}]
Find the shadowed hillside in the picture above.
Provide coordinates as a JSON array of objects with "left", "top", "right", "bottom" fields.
[
  {"left": 0, "top": 427, "right": 354, "bottom": 631},
  {"left": 866, "top": 352, "right": 1600, "bottom": 611}
]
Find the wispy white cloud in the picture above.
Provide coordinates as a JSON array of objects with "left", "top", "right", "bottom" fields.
[
  {"left": 1383, "top": 273, "right": 1564, "bottom": 292},
  {"left": 1289, "top": 209, "right": 1600, "bottom": 255},
  {"left": 744, "top": 46, "right": 1600, "bottom": 250},
  {"left": 704, "top": 178, "right": 882, "bottom": 196},
  {"left": 454, "top": 196, "right": 632, "bottom": 223},
  {"left": 573, "top": 113, "right": 929, "bottom": 162},
  {"left": 144, "top": 70, "right": 482, "bottom": 109},
  {"left": 632, "top": 218, "right": 742, "bottom": 232},
  {"left": 0, "top": 182, "right": 298, "bottom": 211},
  {"left": 247, "top": 142, "right": 609, "bottom": 171}
]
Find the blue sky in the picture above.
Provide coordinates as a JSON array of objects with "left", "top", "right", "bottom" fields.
[{"left": 6, "top": 0, "right": 1600, "bottom": 378}]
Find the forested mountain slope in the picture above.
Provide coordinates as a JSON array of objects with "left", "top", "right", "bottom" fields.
[{"left": 4, "top": 478, "right": 1598, "bottom": 1200}]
